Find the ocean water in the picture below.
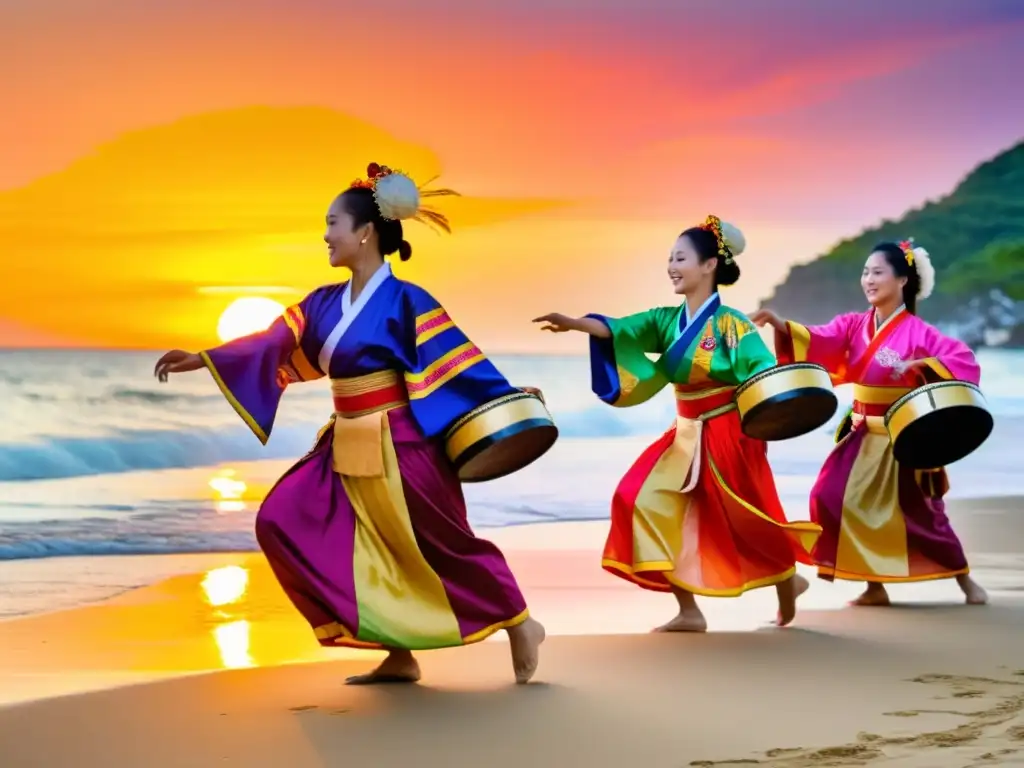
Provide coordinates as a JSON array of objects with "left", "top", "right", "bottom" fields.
[{"left": 1, "top": 348, "right": 1023, "bottom": 567}]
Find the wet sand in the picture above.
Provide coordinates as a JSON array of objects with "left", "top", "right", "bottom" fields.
[{"left": 1, "top": 496, "right": 1023, "bottom": 766}]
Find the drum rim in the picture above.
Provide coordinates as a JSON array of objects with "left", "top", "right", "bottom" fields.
[
  {"left": 740, "top": 387, "right": 839, "bottom": 440},
  {"left": 884, "top": 380, "right": 985, "bottom": 425},
  {"left": 734, "top": 361, "right": 831, "bottom": 395},
  {"left": 444, "top": 390, "right": 544, "bottom": 439},
  {"left": 455, "top": 419, "right": 559, "bottom": 482}
]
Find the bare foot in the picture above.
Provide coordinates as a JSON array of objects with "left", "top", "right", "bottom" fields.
[
  {"left": 775, "top": 573, "right": 810, "bottom": 626},
  {"left": 653, "top": 608, "right": 708, "bottom": 633},
  {"left": 345, "top": 650, "right": 421, "bottom": 685},
  {"left": 957, "top": 575, "right": 988, "bottom": 605},
  {"left": 851, "top": 584, "right": 890, "bottom": 607},
  {"left": 507, "top": 617, "right": 546, "bottom": 684}
]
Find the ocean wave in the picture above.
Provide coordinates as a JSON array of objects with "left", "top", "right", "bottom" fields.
[
  {"left": 0, "top": 424, "right": 319, "bottom": 482},
  {"left": 2, "top": 427, "right": 1023, "bottom": 562},
  {"left": 106, "top": 388, "right": 222, "bottom": 405},
  {"left": 0, "top": 401, "right": 687, "bottom": 482},
  {"left": 0, "top": 471, "right": 1019, "bottom": 562},
  {"left": 3, "top": 348, "right": 1022, "bottom": 483},
  {"left": 0, "top": 533, "right": 261, "bottom": 560},
  {"left": 3, "top": 394, "right": 1023, "bottom": 483},
  {"left": 0, "top": 497, "right": 610, "bottom": 560}
]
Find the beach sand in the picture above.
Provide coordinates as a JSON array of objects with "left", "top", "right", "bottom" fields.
[{"left": 1, "top": 497, "right": 1024, "bottom": 766}]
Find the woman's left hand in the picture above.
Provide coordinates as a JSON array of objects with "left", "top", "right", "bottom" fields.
[{"left": 520, "top": 386, "right": 545, "bottom": 403}]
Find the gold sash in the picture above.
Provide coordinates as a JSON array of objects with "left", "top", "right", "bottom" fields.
[
  {"left": 332, "top": 412, "right": 386, "bottom": 478},
  {"left": 328, "top": 371, "right": 407, "bottom": 478}
]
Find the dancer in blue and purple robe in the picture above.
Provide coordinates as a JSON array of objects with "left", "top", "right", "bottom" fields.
[{"left": 156, "top": 163, "right": 546, "bottom": 685}]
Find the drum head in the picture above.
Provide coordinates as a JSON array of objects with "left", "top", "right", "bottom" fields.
[
  {"left": 892, "top": 405, "right": 994, "bottom": 469},
  {"left": 456, "top": 421, "right": 558, "bottom": 483},
  {"left": 741, "top": 389, "right": 838, "bottom": 442}
]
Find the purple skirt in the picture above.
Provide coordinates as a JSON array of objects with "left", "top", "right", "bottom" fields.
[
  {"left": 810, "top": 418, "right": 968, "bottom": 582},
  {"left": 255, "top": 406, "right": 528, "bottom": 650}
]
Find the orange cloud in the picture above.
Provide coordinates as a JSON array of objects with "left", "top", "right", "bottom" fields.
[
  {"left": 2, "top": 3, "right": 1021, "bottom": 350},
  {"left": 0, "top": 107, "right": 562, "bottom": 348}
]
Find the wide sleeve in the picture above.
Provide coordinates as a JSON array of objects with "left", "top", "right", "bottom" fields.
[
  {"left": 916, "top": 324, "right": 981, "bottom": 385},
  {"left": 722, "top": 314, "right": 777, "bottom": 383},
  {"left": 774, "top": 312, "right": 859, "bottom": 384},
  {"left": 394, "top": 285, "right": 518, "bottom": 439},
  {"left": 586, "top": 308, "right": 674, "bottom": 407},
  {"left": 201, "top": 291, "right": 324, "bottom": 444}
]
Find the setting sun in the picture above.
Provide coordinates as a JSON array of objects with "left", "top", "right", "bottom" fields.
[{"left": 216, "top": 297, "right": 286, "bottom": 342}]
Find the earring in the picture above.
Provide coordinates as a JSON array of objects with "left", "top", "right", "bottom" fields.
[{"left": 360, "top": 238, "right": 367, "bottom": 245}]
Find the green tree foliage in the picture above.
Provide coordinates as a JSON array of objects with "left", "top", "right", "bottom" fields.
[
  {"left": 943, "top": 240, "right": 1024, "bottom": 300},
  {"left": 762, "top": 141, "right": 1024, "bottom": 324}
]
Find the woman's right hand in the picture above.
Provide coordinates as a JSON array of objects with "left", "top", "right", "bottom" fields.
[
  {"left": 748, "top": 309, "right": 787, "bottom": 334},
  {"left": 154, "top": 350, "right": 204, "bottom": 382},
  {"left": 532, "top": 313, "right": 578, "bottom": 333}
]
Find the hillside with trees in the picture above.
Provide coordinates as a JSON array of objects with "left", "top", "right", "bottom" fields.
[{"left": 760, "top": 141, "right": 1024, "bottom": 346}]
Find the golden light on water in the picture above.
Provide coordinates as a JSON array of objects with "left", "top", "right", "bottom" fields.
[
  {"left": 200, "top": 565, "right": 249, "bottom": 608},
  {"left": 209, "top": 469, "right": 246, "bottom": 498},
  {"left": 209, "top": 468, "right": 248, "bottom": 513},
  {"left": 212, "top": 620, "right": 254, "bottom": 669}
]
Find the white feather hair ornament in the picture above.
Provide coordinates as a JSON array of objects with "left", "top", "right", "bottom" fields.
[
  {"left": 899, "top": 238, "right": 935, "bottom": 300},
  {"left": 349, "top": 163, "right": 460, "bottom": 233}
]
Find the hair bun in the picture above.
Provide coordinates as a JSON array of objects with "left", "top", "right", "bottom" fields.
[
  {"left": 398, "top": 240, "right": 413, "bottom": 262},
  {"left": 720, "top": 221, "right": 746, "bottom": 256}
]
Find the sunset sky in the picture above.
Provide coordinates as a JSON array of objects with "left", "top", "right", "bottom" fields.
[{"left": 2, "top": 0, "right": 1023, "bottom": 351}]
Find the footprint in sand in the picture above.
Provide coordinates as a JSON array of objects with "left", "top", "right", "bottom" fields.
[
  {"left": 696, "top": 673, "right": 1024, "bottom": 766},
  {"left": 764, "top": 749, "right": 803, "bottom": 757},
  {"left": 288, "top": 705, "right": 352, "bottom": 716}
]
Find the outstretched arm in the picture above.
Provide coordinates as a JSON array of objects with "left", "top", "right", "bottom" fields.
[
  {"left": 155, "top": 294, "right": 323, "bottom": 444},
  {"left": 533, "top": 313, "right": 611, "bottom": 338},
  {"left": 751, "top": 308, "right": 856, "bottom": 384},
  {"left": 583, "top": 308, "right": 675, "bottom": 407}
]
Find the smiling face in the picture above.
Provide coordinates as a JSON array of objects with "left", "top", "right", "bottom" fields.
[
  {"left": 861, "top": 250, "right": 907, "bottom": 308},
  {"left": 323, "top": 195, "right": 369, "bottom": 268},
  {"left": 667, "top": 234, "right": 716, "bottom": 295}
]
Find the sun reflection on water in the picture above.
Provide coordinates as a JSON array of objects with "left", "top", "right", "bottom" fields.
[
  {"left": 209, "top": 468, "right": 248, "bottom": 513},
  {"left": 212, "top": 620, "right": 254, "bottom": 668},
  {"left": 200, "top": 565, "right": 253, "bottom": 669},
  {"left": 200, "top": 565, "right": 249, "bottom": 607}
]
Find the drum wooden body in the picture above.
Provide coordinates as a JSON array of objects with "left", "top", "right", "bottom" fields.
[
  {"left": 444, "top": 391, "right": 558, "bottom": 482},
  {"left": 884, "top": 381, "right": 992, "bottom": 469},
  {"left": 734, "top": 363, "right": 838, "bottom": 441}
]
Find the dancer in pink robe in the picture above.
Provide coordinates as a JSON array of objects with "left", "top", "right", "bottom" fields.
[{"left": 751, "top": 239, "right": 988, "bottom": 607}]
